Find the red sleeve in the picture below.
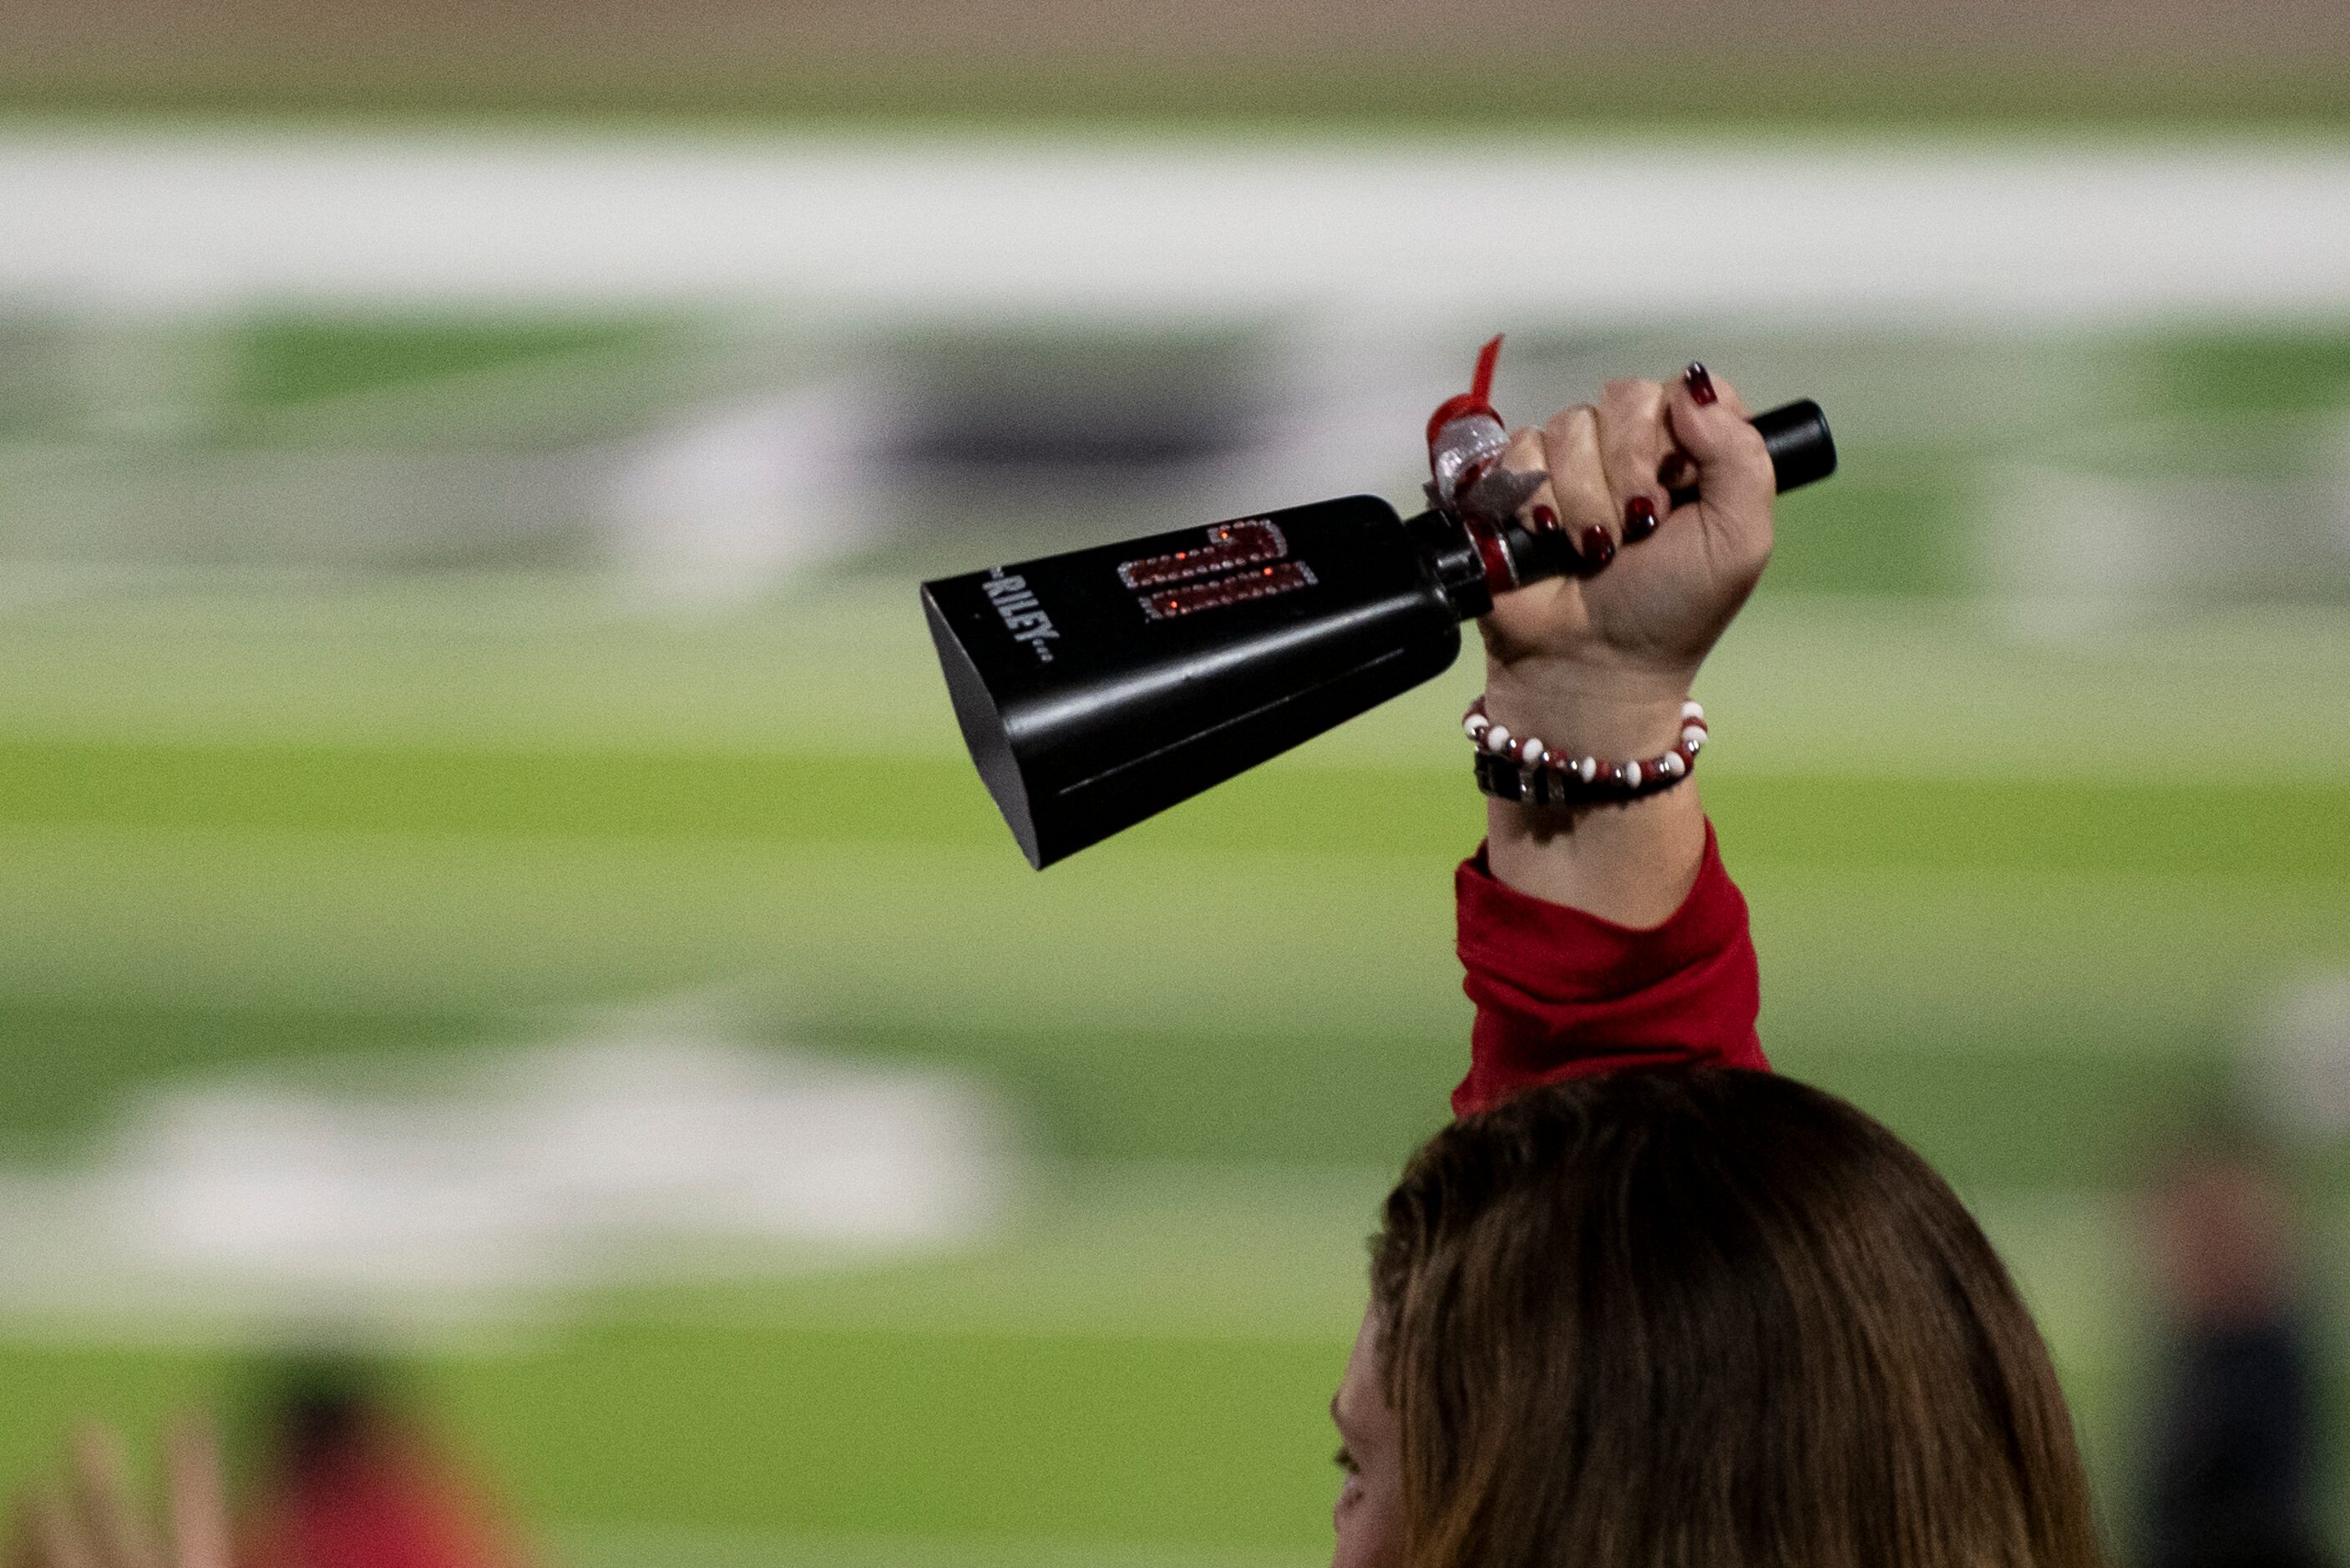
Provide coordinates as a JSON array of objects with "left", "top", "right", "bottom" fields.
[{"left": 1451, "top": 820, "right": 1766, "bottom": 1117}]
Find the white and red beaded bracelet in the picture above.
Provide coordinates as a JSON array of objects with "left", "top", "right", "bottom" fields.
[{"left": 1463, "top": 695, "right": 1707, "bottom": 807}]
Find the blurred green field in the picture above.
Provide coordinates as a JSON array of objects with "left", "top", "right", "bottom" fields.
[
  {"left": 0, "top": 570, "right": 2347, "bottom": 1560},
  {"left": 4, "top": 309, "right": 2350, "bottom": 1560}
]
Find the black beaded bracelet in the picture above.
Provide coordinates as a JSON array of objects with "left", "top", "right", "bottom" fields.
[{"left": 1465, "top": 696, "right": 1706, "bottom": 807}]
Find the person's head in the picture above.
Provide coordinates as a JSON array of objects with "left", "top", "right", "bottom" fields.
[
  {"left": 1331, "top": 1067, "right": 2102, "bottom": 1568},
  {"left": 2141, "top": 1124, "right": 2301, "bottom": 1330},
  {"left": 260, "top": 1359, "right": 393, "bottom": 1481}
]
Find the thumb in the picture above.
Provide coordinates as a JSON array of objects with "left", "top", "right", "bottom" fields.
[{"left": 1664, "top": 364, "right": 1774, "bottom": 524}]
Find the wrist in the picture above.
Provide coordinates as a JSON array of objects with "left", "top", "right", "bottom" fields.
[
  {"left": 1481, "top": 654, "right": 1694, "bottom": 761},
  {"left": 1472, "top": 659, "right": 1708, "bottom": 925}
]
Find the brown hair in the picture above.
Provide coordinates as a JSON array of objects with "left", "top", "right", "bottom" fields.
[{"left": 1371, "top": 1067, "right": 2104, "bottom": 1568}]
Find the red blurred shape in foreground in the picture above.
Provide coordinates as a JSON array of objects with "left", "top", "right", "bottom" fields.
[{"left": 242, "top": 1378, "right": 529, "bottom": 1568}]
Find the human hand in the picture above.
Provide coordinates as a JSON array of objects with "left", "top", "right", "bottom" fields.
[
  {"left": 8, "top": 1420, "right": 230, "bottom": 1568},
  {"left": 1480, "top": 364, "right": 1774, "bottom": 759}
]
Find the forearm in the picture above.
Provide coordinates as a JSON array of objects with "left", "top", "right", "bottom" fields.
[
  {"left": 1456, "top": 649, "right": 1760, "bottom": 1118},
  {"left": 1452, "top": 821, "right": 1765, "bottom": 1116}
]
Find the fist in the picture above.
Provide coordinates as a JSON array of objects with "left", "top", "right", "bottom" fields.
[{"left": 1481, "top": 365, "right": 1775, "bottom": 718}]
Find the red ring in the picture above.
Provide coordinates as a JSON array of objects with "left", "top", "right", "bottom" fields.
[{"left": 1460, "top": 518, "right": 1517, "bottom": 597}]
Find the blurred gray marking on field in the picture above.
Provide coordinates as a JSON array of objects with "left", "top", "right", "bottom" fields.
[{"left": 0, "top": 996, "right": 1016, "bottom": 1338}]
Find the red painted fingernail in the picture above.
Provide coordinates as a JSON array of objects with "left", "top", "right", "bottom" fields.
[
  {"left": 1684, "top": 362, "right": 1717, "bottom": 406},
  {"left": 1623, "top": 496, "right": 1659, "bottom": 541},
  {"left": 1577, "top": 526, "right": 1616, "bottom": 570},
  {"left": 1530, "top": 503, "right": 1559, "bottom": 532}
]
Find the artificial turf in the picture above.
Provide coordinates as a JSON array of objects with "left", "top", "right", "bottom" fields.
[{"left": 2, "top": 314, "right": 2347, "bottom": 1556}]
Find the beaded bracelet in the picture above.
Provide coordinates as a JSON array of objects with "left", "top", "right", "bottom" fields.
[{"left": 1464, "top": 696, "right": 1707, "bottom": 807}]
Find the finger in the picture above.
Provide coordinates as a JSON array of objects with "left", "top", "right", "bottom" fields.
[
  {"left": 27, "top": 1492, "right": 99, "bottom": 1568},
  {"left": 1593, "top": 377, "right": 1673, "bottom": 544},
  {"left": 162, "top": 1421, "right": 229, "bottom": 1568},
  {"left": 68, "top": 1429, "right": 158, "bottom": 1568},
  {"left": 1678, "top": 359, "right": 1753, "bottom": 422},
  {"left": 1537, "top": 404, "right": 1617, "bottom": 573},
  {"left": 1500, "top": 425, "right": 1562, "bottom": 535},
  {"left": 1665, "top": 364, "right": 1774, "bottom": 524},
  {"left": 1656, "top": 448, "right": 1697, "bottom": 494}
]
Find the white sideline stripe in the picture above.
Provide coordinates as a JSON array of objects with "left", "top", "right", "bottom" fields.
[{"left": 3, "top": 131, "right": 2350, "bottom": 323}]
